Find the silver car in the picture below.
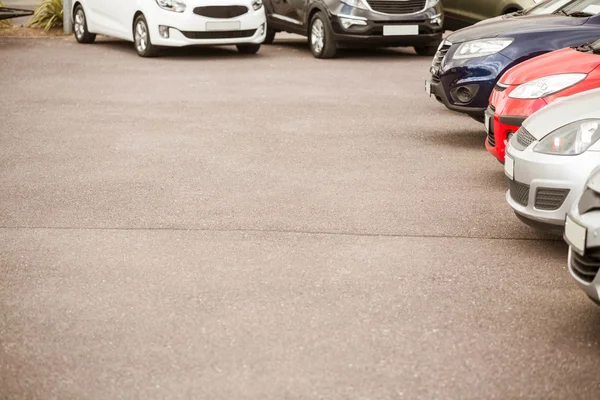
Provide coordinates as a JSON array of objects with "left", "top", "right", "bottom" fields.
[
  {"left": 504, "top": 88, "right": 600, "bottom": 234},
  {"left": 565, "top": 166, "right": 600, "bottom": 305}
]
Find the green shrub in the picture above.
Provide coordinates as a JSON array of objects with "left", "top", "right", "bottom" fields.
[{"left": 27, "top": 0, "right": 63, "bottom": 31}]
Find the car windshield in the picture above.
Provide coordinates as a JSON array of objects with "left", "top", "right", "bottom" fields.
[
  {"left": 561, "top": 0, "right": 600, "bottom": 15},
  {"left": 527, "top": 0, "right": 574, "bottom": 15}
]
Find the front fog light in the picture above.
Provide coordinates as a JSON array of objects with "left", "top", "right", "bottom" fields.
[
  {"left": 259, "top": 23, "right": 265, "bottom": 35},
  {"left": 339, "top": 17, "right": 367, "bottom": 30},
  {"left": 450, "top": 84, "right": 479, "bottom": 104},
  {"left": 430, "top": 13, "right": 442, "bottom": 26},
  {"left": 159, "top": 25, "right": 170, "bottom": 38},
  {"left": 252, "top": 0, "right": 263, "bottom": 10}
]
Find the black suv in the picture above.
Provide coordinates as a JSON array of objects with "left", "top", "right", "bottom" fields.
[{"left": 263, "top": 0, "right": 444, "bottom": 58}]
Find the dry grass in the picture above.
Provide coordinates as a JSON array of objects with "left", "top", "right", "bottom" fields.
[{"left": 0, "top": 25, "right": 66, "bottom": 37}]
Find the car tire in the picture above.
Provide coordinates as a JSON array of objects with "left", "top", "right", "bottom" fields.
[
  {"left": 309, "top": 12, "right": 336, "bottom": 59},
  {"left": 133, "top": 15, "right": 159, "bottom": 58},
  {"left": 414, "top": 43, "right": 440, "bottom": 57},
  {"left": 236, "top": 43, "right": 261, "bottom": 54},
  {"left": 73, "top": 5, "right": 96, "bottom": 44},
  {"left": 263, "top": 27, "right": 276, "bottom": 44}
]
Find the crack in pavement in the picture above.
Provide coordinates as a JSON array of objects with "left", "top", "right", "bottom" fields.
[{"left": 0, "top": 225, "right": 561, "bottom": 242}]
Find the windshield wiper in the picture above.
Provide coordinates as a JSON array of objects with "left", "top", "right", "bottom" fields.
[
  {"left": 567, "top": 11, "right": 595, "bottom": 17},
  {"left": 575, "top": 42, "right": 594, "bottom": 52},
  {"left": 553, "top": 9, "right": 568, "bottom": 15},
  {"left": 512, "top": 9, "right": 526, "bottom": 16}
]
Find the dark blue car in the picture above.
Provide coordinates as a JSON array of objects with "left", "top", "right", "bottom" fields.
[{"left": 426, "top": 0, "right": 600, "bottom": 121}]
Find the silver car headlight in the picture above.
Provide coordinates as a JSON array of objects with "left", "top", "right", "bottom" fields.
[
  {"left": 534, "top": 119, "right": 600, "bottom": 155},
  {"left": 341, "top": 0, "right": 368, "bottom": 10},
  {"left": 509, "top": 73, "right": 587, "bottom": 99},
  {"left": 155, "top": 0, "right": 186, "bottom": 12},
  {"left": 426, "top": 0, "right": 440, "bottom": 8},
  {"left": 453, "top": 38, "right": 513, "bottom": 60}
]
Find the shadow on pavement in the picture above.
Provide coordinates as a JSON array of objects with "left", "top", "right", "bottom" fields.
[
  {"left": 420, "top": 129, "right": 488, "bottom": 151},
  {"left": 271, "top": 39, "right": 421, "bottom": 59},
  {"left": 94, "top": 38, "right": 263, "bottom": 60}
]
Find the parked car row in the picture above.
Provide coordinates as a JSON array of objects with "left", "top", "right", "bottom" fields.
[
  {"left": 70, "top": 0, "right": 574, "bottom": 58},
  {"left": 426, "top": 0, "right": 600, "bottom": 306}
]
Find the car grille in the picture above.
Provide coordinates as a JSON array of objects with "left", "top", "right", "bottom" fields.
[
  {"left": 181, "top": 29, "right": 256, "bottom": 39},
  {"left": 510, "top": 180, "right": 530, "bottom": 207},
  {"left": 431, "top": 42, "right": 451, "bottom": 75},
  {"left": 534, "top": 188, "right": 570, "bottom": 211},
  {"left": 487, "top": 115, "right": 495, "bottom": 148},
  {"left": 517, "top": 127, "right": 535, "bottom": 147},
  {"left": 193, "top": 6, "right": 248, "bottom": 18},
  {"left": 367, "top": 0, "right": 426, "bottom": 14},
  {"left": 570, "top": 250, "right": 600, "bottom": 283},
  {"left": 494, "top": 83, "right": 508, "bottom": 92}
]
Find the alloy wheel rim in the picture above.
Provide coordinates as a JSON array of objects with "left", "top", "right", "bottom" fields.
[
  {"left": 74, "top": 10, "right": 85, "bottom": 39},
  {"left": 311, "top": 19, "right": 324, "bottom": 54},
  {"left": 135, "top": 21, "right": 148, "bottom": 53}
]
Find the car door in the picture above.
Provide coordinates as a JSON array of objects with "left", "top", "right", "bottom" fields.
[
  {"left": 269, "top": 0, "right": 305, "bottom": 30},
  {"left": 85, "top": 0, "right": 128, "bottom": 38}
]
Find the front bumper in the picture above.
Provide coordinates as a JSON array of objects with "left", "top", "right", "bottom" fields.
[
  {"left": 145, "top": 6, "right": 267, "bottom": 47},
  {"left": 566, "top": 204, "right": 600, "bottom": 304},
  {"left": 505, "top": 145, "right": 600, "bottom": 233},
  {"left": 328, "top": 5, "right": 443, "bottom": 47},
  {"left": 485, "top": 86, "right": 548, "bottom": 163},
  {"left": 429, "top": 50, "right": 514, "bottom": 117}
]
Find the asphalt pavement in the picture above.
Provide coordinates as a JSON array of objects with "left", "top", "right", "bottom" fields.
[{"left": 1, "top": 36, "right": 599, "bottom": 399}]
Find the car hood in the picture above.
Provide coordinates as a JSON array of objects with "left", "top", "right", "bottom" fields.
[
  {"left": 523, "top": 88, "right": 600, "bottom": 140},
  {"left": 448, "top": 15, "right": 587, "bottom": 43},
  {"left": 500, "top": 48, "right": 600, "bottom": 85}
]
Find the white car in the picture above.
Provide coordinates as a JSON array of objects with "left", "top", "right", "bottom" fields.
[
  {"left": 565, "top": 166, "right": 600, "bottom": 305},
  {"left": 504, "top": 88, "right": 600, "bottom": 234},
  {"left": 72, "top": 0, "right": 267, "bottom": 57}
]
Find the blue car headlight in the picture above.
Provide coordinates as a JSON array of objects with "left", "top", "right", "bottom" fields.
[{"left": 453, "top": 38, "right": 513, "bottom": 60}]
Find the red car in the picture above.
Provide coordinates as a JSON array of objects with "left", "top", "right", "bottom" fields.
[{"left": 485, "top": 43, "right": 600, "bottom": 163}]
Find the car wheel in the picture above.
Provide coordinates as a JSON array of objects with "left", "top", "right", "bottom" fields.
[
  {"left": 414, "top": 43, "right": 439, "bottom": 57},
  {"left": 236, "top": 44, "right": 261, "bottom": 54},
  {"left": 263, "top": 27, "right": 276, "bottom": 44},
  {"left": 134, "top": 15, "right": 158, "bottom": 58},
  {"left": 309, "top": 12, "right": 336, "bottom": 59},
  {"left": 73, "top": 5, "right": 96, "bottom": 44}
]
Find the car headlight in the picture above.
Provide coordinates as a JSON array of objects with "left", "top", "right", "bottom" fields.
[
  {"left": 453, "top": 38, "right": 513, "bottom": 60},
  {"left": 509, "top": 73, "right": 587, "bottom": 99},
  {"left": 341, "top": 0, "right": 368, "bottom": 10},
  {"left": 252, "top": 0, "right": 263, "bottom": 10},
  {"left": 155, "top": 0, "right": 186, "bottom": 12},
  {"left": 534, "top": 119, "right": 600, "bottom": 155},
  {"left": 426, "top": 0, "right": 440, "bottom": 8}
]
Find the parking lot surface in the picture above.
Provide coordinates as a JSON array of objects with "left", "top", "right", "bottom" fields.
[{"left": 2, "top": 37, "right": 600, "bottom": 399}]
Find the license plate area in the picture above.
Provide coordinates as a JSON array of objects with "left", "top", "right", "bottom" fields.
[
  {"left": 565, "top": 215, "right": 587, "bottom": 255},
  {"left": 383, "top": 25, "right": 419, "bottom": 36},
  {"left": 206, "top": 21, "right": 241, "bottom": 31},
  {"left": 505, "top": 154, "right": 514, "bottom": 180}
]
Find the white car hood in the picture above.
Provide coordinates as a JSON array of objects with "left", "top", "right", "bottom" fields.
[{"left": 522, "top": 88, "right": 600, "bottom": 140}]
